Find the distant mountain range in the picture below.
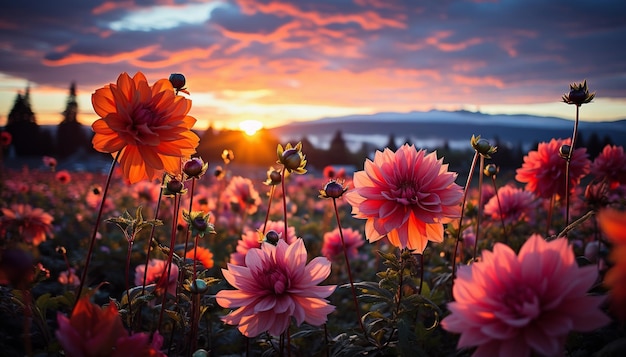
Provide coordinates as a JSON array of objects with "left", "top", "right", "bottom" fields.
[{"left": 267, "top": 110, "right": 626, "bottom": 151}]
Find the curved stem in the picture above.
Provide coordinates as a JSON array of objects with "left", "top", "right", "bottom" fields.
[
  {"left": 182, "top": 178, "right": 197, "bottom": 269},
  {"left": 262, "top": 185, "right": 276, "bottom": 235},
  {"left": 491, "top": 177, "right": 507, "bottom": 242},
  {"left": 74, "top": 151, "right": 120, "bottom": 309},
  {"left": 472, "top": 155, "right": 485, "bottom": 261},
  {"left": 158, "top": 194, "right": 181, "bottom": 332},
  {"left": 546, "top": 194, "right": 555, "bottom": 237},
  {"left": 141, "top": 176, "right": 165, "bottom": 294},
  {"left": 332, "top": 198, "right": 365, "bottom": 334},
  {"left": 417, "top": 253, "right": 424, "bottom": 295},
  {"left": 281, "top": 168, "right": 288, "bottom": 236},
  {"left": 452, "top": 151, "right": 479, "bottom": 280},
  {"left": 564, "top": 105, "right": 580, "bottom": 231},
  {"left": 125, "top": 240, "right": 134, "bottom": 331}
]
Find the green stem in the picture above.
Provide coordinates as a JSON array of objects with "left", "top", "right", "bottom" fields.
[
  {"left": 332, "top": 198, "right": 365, "bottom": 334},
  {"left": 472, "top": 156, "right": 485, "bottom": 261},
  {"left": 452, "top": 151, "right": 479, "bottom": 280}
]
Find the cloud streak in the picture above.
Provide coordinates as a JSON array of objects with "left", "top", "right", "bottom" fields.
[{"left": 1, "top": 0, "right": 625, "bottom": 129}]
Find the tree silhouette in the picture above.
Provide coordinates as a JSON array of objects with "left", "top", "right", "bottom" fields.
[
  {"left": 56, "top": 82, "right": 89, "bottom": 158},
  {"left": 4, "top": 86, "right": 50, "bottom": 156}
]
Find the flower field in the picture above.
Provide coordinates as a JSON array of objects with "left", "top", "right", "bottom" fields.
[{"left": 1, "top": 74, "right": 625, "bottom": 357}]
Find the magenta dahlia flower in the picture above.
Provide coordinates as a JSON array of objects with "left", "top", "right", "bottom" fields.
[
  {"left": 216, "top": 239, "right": 335, "bottom": 337},
  {"left": 322, "top": 227, "right": 364, "bottom": 263},
  {"left": 441, "top": 234, "right": 610, "bottom": 356},
  {"left": 345, "top": 144, "right": 463, "bottom": 253},
  {"left": 221, "top": 175, "right": 261, "bottom": 215},
  {"left": 483, "top": 184, "right": 537, "bottom": 225},
  {"left": 515, "top": 138, "right": 590, "bottom": 199},
  {"left": 591, "top": 144, "right": 626, "bottom": 189}
]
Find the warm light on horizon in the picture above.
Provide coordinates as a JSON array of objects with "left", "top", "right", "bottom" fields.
[{"left": 238, "top": 119, "right": 264, "bottom": 136}]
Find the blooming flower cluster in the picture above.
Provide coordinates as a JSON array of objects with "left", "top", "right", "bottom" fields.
[{"left": 1, "top": 76, "right": 624, "bottom": 357}]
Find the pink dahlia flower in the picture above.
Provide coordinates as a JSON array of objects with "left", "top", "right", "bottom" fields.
[
  {"left": 483, "top": 185, "right": 537, "bottom": 225},
  {"left": 134, "top": 259, "right": 179, "bottom": 296},
  {"left": 592, "top": 144, "right": 626, "bottom": 189},
  {"left": 441, "top": 234, "right": 610, "bottom": 357},
  {"left": 221, "top": 175, "right": 262, "bottom": 215},
  {"left": 0, "top": 203, "right": 54, "bottom": 246},
  {"left": 515, "top": 138, "right": 590, "bottom": 199},
  {"left": 345, "top": 144, "right": 463, "bottom": 253},
  {"left": 322, "top": 227, "right": 364, "bottom": 263},
  {"left": 216, "top": 239, "right": 336, "bottom": 337},
  {"left": 230, "top": 220, "right": 298, "bottom": 266}
]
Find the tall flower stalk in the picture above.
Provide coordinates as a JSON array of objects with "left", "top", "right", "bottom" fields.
[
  {"left": 74, "top": 151, "right": 119, "bottom": 309},
  {"left": 562, "top": 80, "right": 595, "bottom": 228},
  {"left": 107, "top": 207, "right": 162, "bottom": 328},
  {"left": 484, "top": 164, "right": 507, "bottom": 240},
  {"left": 320, "top": 180, "right": 365, "bottom": 334}
]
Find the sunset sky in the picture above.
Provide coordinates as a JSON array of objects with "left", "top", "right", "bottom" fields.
[{"left": 1, "top": 0, "right": 625, "bottom": 131}]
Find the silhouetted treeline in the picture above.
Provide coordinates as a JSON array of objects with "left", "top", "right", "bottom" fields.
[{"left": 1, "top": 84, "right": 614, "bottom": 174}]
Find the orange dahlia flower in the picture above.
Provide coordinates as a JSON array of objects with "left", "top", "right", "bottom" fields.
[{"left": 91, "top": 72, "right": 200, "bottom": 184}]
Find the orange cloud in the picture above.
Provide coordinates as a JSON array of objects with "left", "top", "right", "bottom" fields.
[
  {"left": 42, "top": 46, "right": 159, "bottom": 66},
  {"left": 235, "top": 0, "right": 406, "bottom": 30}
]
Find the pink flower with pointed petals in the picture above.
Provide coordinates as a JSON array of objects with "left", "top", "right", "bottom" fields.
[
  {"left": 216, "top": 239, "right": 336, "bottom": 337},
  {"left": 484, "top": 184, "right": 537, "bottom": 225},
  {"left": 345, "top": 144, "right": 463, "bottom": 253},
  {"left": 230, "top": 220, "right": 298, "bottom": 266},
  {"left": 134, "top": 259, "right": 179, "bottom": 296},
  {"left": 322, "top": 227, "right": 364, "bottom": 263},
  {"left": 441, "top": 234, "right": 610, "bottom": 357},
  {"left": 516, "top": 138, "right": 590, "bottom": 199},
  {"left": 592, "top": 144, "right": 626, "bottom": 189},
  {"left": 221, "top": 175, "right": 261, "bottom": 215},
  {"left": 0, "top": 204, "right": 53, "bottom": 246}
]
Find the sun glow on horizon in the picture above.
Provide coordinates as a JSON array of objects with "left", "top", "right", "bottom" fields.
[{"left": 238, "top": 119, "right": 264, "bottom": 136}]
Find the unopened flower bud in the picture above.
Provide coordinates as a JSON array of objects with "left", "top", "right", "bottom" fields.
[
  {"left": 183, "top": 157, "right": 207, "bottom": 178},
  {"left": 169, "top": 73, "right": 186, "bottom": 90},
  {"left": 166, "top": 178, "right": 184, "bottom": 194},
  {"left": 270, "top": 170, "right": 281, "bottom": 184},
  {"left": 265, "top": 230, "right": 280, "bottom": 245},
  {"left": 559, "top": 145, "right": 571, "bottom": 160},
  {"left": 320, "top": 181, "right": 346, "bottom": 199},
  {"left": 190, "top": 279, "right": 209, "bottom": 294},
  {"left": 470, "top": 135, "right": 496, "bottom": 158},
  {"left": 282, "top": 149, "right": 300, "bottom": 169},
  {"left": 484, "top": 164, "right": 499, "bottom": 178}
]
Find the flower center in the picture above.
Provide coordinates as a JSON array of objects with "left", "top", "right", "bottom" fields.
[
  {"left": 261, "top": 267, "right": 289, "bottom": 295},
  {"left": 127, "top": 106, "right": 160, "bottom": 146},
  {"left": 502, "top": 286, "right": 540, "bottom": 326}
]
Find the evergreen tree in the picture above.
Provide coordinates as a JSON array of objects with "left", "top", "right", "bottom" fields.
[
  {"left": 57, "top": 82, "right": 89, "bottom": 158},
  {"left": 4, "top": 86, "right": 45, "bottom": 156}
]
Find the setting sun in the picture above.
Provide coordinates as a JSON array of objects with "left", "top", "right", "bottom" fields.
[{"left": 238, "top": 119, "right": 263, "bottom": 136}]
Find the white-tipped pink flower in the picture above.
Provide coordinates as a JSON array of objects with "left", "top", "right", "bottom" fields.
[
  {"left": 345, "top": 144, "right": 463, "bottom": 253},
  {"left": 216, "top": 239, "right": 335, "bottom": 337},
  {"left": 441, "top": 234, "right": 610, "bottom": 357}
]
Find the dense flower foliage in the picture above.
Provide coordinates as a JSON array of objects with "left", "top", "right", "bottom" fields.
[{"left": 1, "top": 77, "right": 624, "bottom": 357}]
